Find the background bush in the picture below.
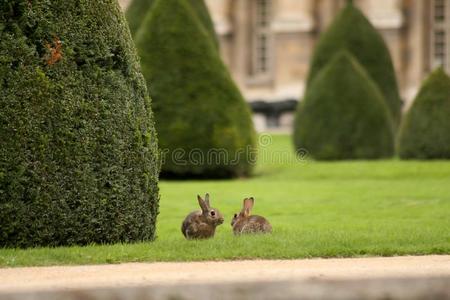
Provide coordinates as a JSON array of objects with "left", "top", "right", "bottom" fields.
[
  {"left": 0, "top": 0, "right": 160, "bottom": 248},
  {"left": 125, "top": 0, "right": 154, "bottom": 37},
  {"left": 135, "top": 0, "right": 256, "bottom": 178},
  {"left": 307, "top": 2, "right": 402, "bottom": 125},
  {"left": 127, "top": 0, "right": 218, "bottom": 48},
  {"left": 399, "top": 68, "right": 450, "bottom": 159},
  {"left": 294, "top": 51, "right": 395, "bottom": 160}
]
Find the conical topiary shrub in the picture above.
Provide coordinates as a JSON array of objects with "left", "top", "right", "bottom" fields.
[
  {"left": 127, "top": 0, "right": 219, "bottom": 48},
  {"left": 125, "top": 0, "right": 154, "bottom": 36},
  {"left": 0, "top": 0, "right": 160, "bottom": 248},
  {"left": 307, "top": 2, "right": 402, "bottom": 125},
  {"left": 135, "top": 0, "right": 256, "bottom": 178},
  {"left": 399, "top": 68, "right": 450, "bottom": 159},
  {"left": 294, "top": 51, "right": 395, "bottom": 160}
]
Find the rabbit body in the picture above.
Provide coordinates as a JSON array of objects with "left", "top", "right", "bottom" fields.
[
  {"left": 231, "top": 197, "right": 272, "bottom": 235},
  {"left": 232, "top": 215, "right": 272, "bottom": 235},
  {"left": 182, "top": 194, "right": 224, "bottom": 239}
]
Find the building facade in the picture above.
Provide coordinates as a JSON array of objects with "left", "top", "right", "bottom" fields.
[{"left": 120, "top": 0, "right": 450, "bottom": 132}]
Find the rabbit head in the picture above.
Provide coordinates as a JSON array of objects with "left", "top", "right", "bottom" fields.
[
  {"left": 231, "top": 197, "right": 254, "bottom": 226},
  {"left": 198, "top": 193, "right": 224, "bottom": 226}
]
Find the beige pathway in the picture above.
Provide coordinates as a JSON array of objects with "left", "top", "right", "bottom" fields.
[{"left": 0, "top": 255, "right": 449, "bottom": 293}]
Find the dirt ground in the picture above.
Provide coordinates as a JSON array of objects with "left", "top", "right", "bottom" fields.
[{"left": 0, "top": 255, "right": 449, "bottom": 293}]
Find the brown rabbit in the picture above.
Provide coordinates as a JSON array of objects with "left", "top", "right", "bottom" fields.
[
  {"left": 181, "top": 194, "right": 224, "bottom": 240},
  {"left": 231, "top": 197, "right": 272, "bottom": 235}
]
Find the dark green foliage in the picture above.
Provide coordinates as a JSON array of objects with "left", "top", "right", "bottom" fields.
[
  {"left": 399, "top": 68, "right": 450, "bottom": 159},
  {"left": 125, "top": 0, "right": 154, "bottom": 37},
  {"left": 185, "top": 0, "right": 219, "bottom": 48},
  {"left": 307, "top": 2, "right": 402, "bottom": 125},
  {"left": 294, "top": 51, "right": 395, "bottom": 160},
  {"left": 135, "top": 0, "right": 256, "bottom": 177},
  {"left": 0, "top": 0, "right": 160, "bottom": 248},
  {"left": 127, "top": 0, "right": 219, "bottom": 48}
]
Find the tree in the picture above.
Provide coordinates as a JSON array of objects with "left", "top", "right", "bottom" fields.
[
  {"left": 307, "top": 2, "right": 402, "bottom": 125},
  {"left": 135, "top": 0, "right": 256, "bottom": 177},
  {"left": 294, "top": 51, "right": 395, "bottom": 160},
  {"left": 399, "top": 68, "right": 450, "bottom": 159},
  {"left": 0, "top": 0, "right": 160, "bottom": 248},
  {"left": 126, "top": 0, "right": 219, "bottom": 48},
  {"left": 125, "top": 0, "right": 154, "bottom": 37}
]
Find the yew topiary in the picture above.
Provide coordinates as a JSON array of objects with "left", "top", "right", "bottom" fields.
[
  {"left": 0, "top": 0, "right": 160, "bottom": 248},
  {"left": 125, "top": 0, "right": 154, "bottom": 37},
  {"left": 127, "top": 0, "right": 219, "bottom": 48},
  {"left": 399, "top": 68, "right": 450, "bottom": 159},
  {"left": 294, "top": 51, "right": 395, "bottom": 160},
  {"left": 135, "top": 0, "right": 256, "bottom": 177},
  {"left": 307, "top": 2, "right": 402, "bottom": 125}
]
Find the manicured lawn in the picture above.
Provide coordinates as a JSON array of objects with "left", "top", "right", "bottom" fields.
[{"left": 1, "top": 134, "right": 449, "bottom": 267}]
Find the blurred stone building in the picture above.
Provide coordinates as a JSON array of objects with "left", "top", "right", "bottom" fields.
[{"left": 120, "top": 0, "right": 450, "bottom": 132}]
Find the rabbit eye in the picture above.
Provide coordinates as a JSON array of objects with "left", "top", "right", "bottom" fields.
[
  {"left": 210, "top": 210, "right": 216, "bottom": 216},
  {"left": 234, "top": 213, "right": 237, "bottom": 218}
]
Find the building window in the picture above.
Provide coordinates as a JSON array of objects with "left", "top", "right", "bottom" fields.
[
  {"left": 251, "top": 0, "right": 272, "bottom": 79},
  {"left": 430, "top": 0, "right": 450, "bottom": 72}
]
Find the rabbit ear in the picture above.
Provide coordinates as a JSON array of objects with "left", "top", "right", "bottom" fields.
[
  {"left": 243, "top": 197, "right": 254, "bottom": 217},
  {"left": 198, "top": 195, "right": 208, "bottom": 212},
  {"left": 204, "top": 193, "right": 210, "bottom": 207}
]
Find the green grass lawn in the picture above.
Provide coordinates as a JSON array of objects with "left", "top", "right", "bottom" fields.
[{"left": 1, "top": 134, "right": 449, "bottom": 267}]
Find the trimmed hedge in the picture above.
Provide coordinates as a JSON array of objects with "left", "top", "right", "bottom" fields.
[
  {"left": 399, "top": 68, "right": 450, "bottom": 159},
  {"left": 0, "top": 0, "right": 160, "bottom": 248},
  {"left": 294, "top": 51, "right": 395, "bottom": 160},
  {"left": 135, "top": 0, "right": 256, "bottom": 178},
  {"left": 184, "top": 0, "right": 219, "bottom": 48},
  {"left": 127, "top": 0, "right": 219, "bottom": 48},
  {"left": 307, "top": 2, "right": 402, "bottom": 125},
  {"left": 125, "top": 0, "right": 154, "bottom": 37}
]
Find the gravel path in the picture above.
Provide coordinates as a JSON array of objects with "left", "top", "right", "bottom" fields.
[{"left": 1, "top": 255, "right": 449, "bottom": 293}]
